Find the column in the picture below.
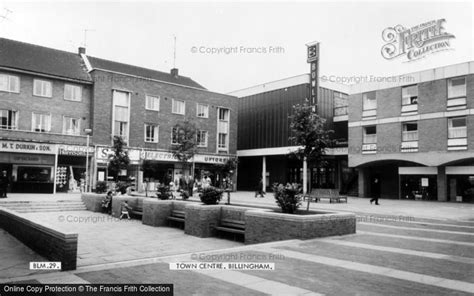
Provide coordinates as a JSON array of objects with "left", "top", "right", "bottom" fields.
[
  {"left": 262, "top": 156, "right": 266, "bottom": 192},
  {"left": 437, "top": 166, "right": 447, "bottom": 201},
  {"left": 303, "top": 157, "right": 307, "bottom": 195},
  {"left": 358, "top": 167, "right": 367, "bottom": 198}
]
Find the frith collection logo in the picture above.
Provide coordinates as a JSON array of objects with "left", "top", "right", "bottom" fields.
[{"left": 381, "top": 19, "right": 455, "bottom": 62}]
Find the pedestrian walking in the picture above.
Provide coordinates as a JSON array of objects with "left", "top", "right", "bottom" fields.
[
  {"left": 255, "top": 177, "right": 266, "bottom": 198},
  {"left": 0, "top": 170, "right": 9, "bottom": 198},
  {"left": 370, "top": 177, "right": 381, "bottom": 205}
]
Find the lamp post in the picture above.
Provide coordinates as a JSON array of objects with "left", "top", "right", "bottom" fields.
[{"left": 84, "top": 128, "right": 92, "bottom": 193}]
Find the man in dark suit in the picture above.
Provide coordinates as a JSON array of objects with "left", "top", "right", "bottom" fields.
[
  {"left": 0, "top": 171, "right": 9, "bottom": 198},
  {"left": 370, "top": 177, "right": 381, "bottom": 205}
]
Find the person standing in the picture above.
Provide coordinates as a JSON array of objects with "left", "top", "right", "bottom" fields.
[
  {"left": 255, "top": 177, "right": 265, "bottom": 198},
  {"left": 370, "top": 177, "right": 381, "bottom": 205},
  {"left": 0, "top": 171, "right": 9, "bottom": 198}
]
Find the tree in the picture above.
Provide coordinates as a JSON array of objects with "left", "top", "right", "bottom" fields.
[
  {"left": 108, "top": 136, "right": 130, "bottom": 181},
  {"left": 289, "top": 100, "right": 334, "bottom": 209},
  {"left": 170, "top": 120, "right": 198, "bottom": 177}
]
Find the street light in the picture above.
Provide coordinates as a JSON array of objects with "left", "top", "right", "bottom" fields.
[{"left": 84, "top": 128, "right": 92, "bottom": 193}]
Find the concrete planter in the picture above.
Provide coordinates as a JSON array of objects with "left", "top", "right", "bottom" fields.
[{"left": 81, "top": 193, "right": 106, "bottom": 212}]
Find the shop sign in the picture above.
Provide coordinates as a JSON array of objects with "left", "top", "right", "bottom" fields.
[
  {"left": 96, "top": 147, "right": 141, "bottom": 164},
  {"left": 140, "top": 151, "right": 177, "bottom": 162},
  {"left": 193, "top": 154, "right": 233, "bottom": 165},
  {"left": 0, "top": 140, "right": 56, "bottom": 155},
  {"left": 58, "top": 145, "right": 94, "bottom": 156},
  {"left": 421, "top": 178, "right": 429, "bottom": 187}
]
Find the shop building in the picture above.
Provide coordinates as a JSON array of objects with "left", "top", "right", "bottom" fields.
[
  {"left": 0, "top": 38, "right": 93, "bottom": 193},
  {"left": 79, "top": 52, "right": 238, "bottom": 189},
  {"left": 349, "top": 61, "right": 474, "bottom": 202},
  {"left": 230, "top": 75, "right": 355, "bottom": 194}
]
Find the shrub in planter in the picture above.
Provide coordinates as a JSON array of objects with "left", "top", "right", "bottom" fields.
[
  {"left": 116, "top": 181, "right": 131, "bottom": 195},
  {"left": 180, "top": 189, "right": 190, "bottom": 200},
  {"left": 95, "top": 181, "right": 108, "bottom": 194},
  {"left": 199, "top": 186, "right": 223, "bottom": 205},
  {"left": 156, "top": 184, "right": 172, "bottom": 200},
  {"left": 273, "top": 183, "right": 302, "bottom": 214}
]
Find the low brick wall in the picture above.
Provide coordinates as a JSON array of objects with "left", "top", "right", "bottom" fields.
[
  {"left": 81, "top": 193, "right": 106, "bottom": 212},
  {"left": 0, "top": 207, "right": 78, "bottom": 270},
  {"left": 111, "top": 196, "right": 145, "bottom": 218},
  {"left": 245, "top": 210, "right": 356, "bottom": 244},
  {"left": 220, "top": 206, "right": 250, "bottom": 221},
  {"left": 185, "top": 204, "right": 221, "bottom": 238},
  {"left": 142, "top": 199, "right": 173, "bottom": 227}
]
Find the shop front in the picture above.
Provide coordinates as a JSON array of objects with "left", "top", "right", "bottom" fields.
[
  {"left": 0, "top": 140, "right": 56, "bottom": 193},
  {"left": 56, "top": 145, "right": 94, "bottom": 193}
]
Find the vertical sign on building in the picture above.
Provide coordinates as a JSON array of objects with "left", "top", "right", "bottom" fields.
[{"left": 306, "top": 42, "right": 319, "bottom": 112}]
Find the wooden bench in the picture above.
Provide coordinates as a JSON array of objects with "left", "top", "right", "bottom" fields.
[
  {"left": 130, "top": 205, "right": 143, "bottom": 218},
  {"left": 167, "top": 210, "right": 185, "bottom": 228},
  {"left": 215, "top": 219, "right": 245, "bottom": 240},
  {"left": 304, "top": 189, "right": 347, "bottom": 203}
]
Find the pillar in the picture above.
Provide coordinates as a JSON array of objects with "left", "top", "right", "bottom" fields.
[
  {"left": 358, "top": 167, "right": 367, "bottom": 198},
  {"left": 437, "top": 166, "right": 447, "bottom": 202},
  {"left": 262, "top": 156, "right": 266, "bottom": 192},
  {"left": 303, "top": 158, "right": 308, "bottom": 195}
]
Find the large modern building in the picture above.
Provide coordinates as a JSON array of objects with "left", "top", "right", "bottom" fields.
[
  {"left": 0, "top": 38, "right": 237, "bottom": 193},
  {"left": 230, "top": 75, "right": 358, "bottom": 195},
  {"left": 350, "top": 62, "right": 474, "bottom": 203}
]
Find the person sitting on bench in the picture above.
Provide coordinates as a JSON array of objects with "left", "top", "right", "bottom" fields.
[{"left": 120, "top": 201, "right": 132, "bottom": 220}]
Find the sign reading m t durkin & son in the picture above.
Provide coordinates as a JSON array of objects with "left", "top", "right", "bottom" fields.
[{"left": 381, "top": 19, "right": 455, "bottom": 62}]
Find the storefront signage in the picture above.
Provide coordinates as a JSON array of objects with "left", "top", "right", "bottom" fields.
[
  {"left": 421, "top": 178, "right": 429, "bottom": 187},
  {"left": 141, "top": 151, "right": 177, "bottom": 162},
  {"left": 193, "top": 154, "right": 233, "bottom": 165},
  {"left": 306, "top": 42, "right": 319, "bottom": 107},
  {"left": 58, "top": 145, "right": 94, "bottom": 156},
  {"left": 0, "top": 141, "right": 56, "bottom": 155}
]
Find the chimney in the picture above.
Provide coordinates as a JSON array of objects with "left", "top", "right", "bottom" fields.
[
  {"left": 170, "top": 68, "right": 179, "bottom": 78},
  {"left": 78, "top": 47, "right": 86, "bottom": 55}
]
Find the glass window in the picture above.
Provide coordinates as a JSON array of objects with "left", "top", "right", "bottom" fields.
[
  {"left": 448, "top": 117, "right": 467, "bottom": 138},
  {"left": 0, "top": 74, "right": 20, "bottom": 93},
  {"left": 113, "top": 91, "right": 130, "bottom": 141},
  {"left": 448, "top": 77, "right": 466, "bottom": 99},
  {"left": 32, "top": 113, "right": 51, "bottom": 132},
  {"left": 172, "top": 99, "right": 185, "bottom": 115},
  {"left": 402, "top": 85, "right": 418, "bottom": 105},
  {"left": 144, "top": 124, "right": 159, "bottom": 143},
  {"left": 33, "top": 79, "right": 52, "bottom": 97},
  {"left": 219, "top": 108, "right": 230, "bottom": 121},
  {"left": 0, "top": 110, "right": 17, "bottom": 130},
  {"left": 197, "top": 130, "right": 208, "bottom": 147},
  {"left": 18, "top": 166, "right": 52, "bottom": 182},
  {"left": 334, "top": 92, "right": 348, "bottom": 116},
  {"left": 146, "top": 95, "right": 160, "bottom": 111},
  {"left": 363, "top": 92, "right": 376, "bottom": 110},
  {"left": 197, "top": 104, "right": 209, "bottom": 118},
  {"left": 218, "top": 133, "right": 228, "bottom": 149},
  {"left": 64, "top": 84, "right": 82, "bottom": 101},
  {"left": 363, "top": 126, "right": 377, "bottom": 144},
  {"left": 63, "top": 117, "right": 80, "bottom": 135},
  {"left": 402, "top": 122, "right": 418, "bottom": 141}
]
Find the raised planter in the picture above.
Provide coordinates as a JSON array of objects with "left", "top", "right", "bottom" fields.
[
  {"left": 110, "top": 196, "right": 145, "bottom": 218},
  {"left": 81, "top": 193, "right": 106, "bottom": 212},
  {"left": 184, "top": 203, "right": 221, "bottom": 238}
]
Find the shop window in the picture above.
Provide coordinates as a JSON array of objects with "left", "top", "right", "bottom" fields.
[
  {"left": 0, "top": 109, "right": 17, "bottom": 130},
  {"left": 64, "top": 84, "right": 82, "bottom": 101},
  {"left": 63, "top": 116, "right": 81, "bottom": 135},
  {"left": 32, "top": 113, "right": 51, "bottom": 132},
  {"left": 33, "top": 79, "right": 52, "bottom": 97},
  {"left": 197, "top": 103, "right": 209, "bottom": 118},
  {"left": 197, "top": 130, "right": 208, "bottom": 147},
  {"left": 146, "top": 95, "right": 160, "bottom": 111},
  {"left": 144, "top": 124, "right": 159, "bottom": 143},
  {"left": 18, "top": 166, "right": 52, "bottom": 182},
  {"left": 0, "top": 73, "right": 20, "bottom": 93},
  {"left": 172, "top": 99, "right": 185, "bottom": 115}
]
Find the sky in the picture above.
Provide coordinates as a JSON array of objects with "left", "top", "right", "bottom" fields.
[{"left": 0, "top": 0, "right": 472, "bottom": 93}]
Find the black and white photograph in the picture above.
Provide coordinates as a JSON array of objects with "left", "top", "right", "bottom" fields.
[{"left": 0, "top": 0, "right": 473, "bottom": 295}]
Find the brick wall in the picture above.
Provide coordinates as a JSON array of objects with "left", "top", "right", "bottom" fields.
[
  {"left": 377, "top": 87, "right": 401, "bottom": 118},
  {"left": 418, "top": 79, "right": 447, "bottom": 114},
  {"left": 418, "top": 118, "right": 448, "bottom": 152},
  {"left": 91, "top": 70, "right": 238, "bottom": 155}
]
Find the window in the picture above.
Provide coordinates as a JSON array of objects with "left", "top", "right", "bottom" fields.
[
  {"left": 171, "top": 127, "right": 179, "bottom": 144},
  {"left": 197, "top": 130, "right": 208, "bottom": 147},
  {"left": 448, "top": 77, "right": 466, "bottom": 99},
  {"left": 402, "top": 122, "right": 418, "bottom": 141},
  {"left": 64, "top": 84, "right": 82, "bottom": 101},
  {"left": 448, "top": 117, "right": 467, "bottom": 139},
  {"left": 32, "top": 113, "right": 51, "bottom": 132},
  {"left": 144, "top": 124, "right": 159, "bottom": 143},
  {"left": 363, "top": 126, "right": 377, "bottom": 144},
  {"left": 33, "top": 79, "right": 52, "bottom": 97},
  {"left": 172, "top": 99, "right": 185, "bottom": 115},
  {"left": 63, "top": 116, "right": 81, "bottom": 135},
  {"left": 219, "top": 108, "right": 230, "bottom": 121},
  {"left": 402, "top": 85, "right": 418, "bottom": 105},
  {"left": 334, "top": 92, "right": 348, "bottom": 116},
  {"left": 218, "top": 133, "right": 228, "bottom": 149},
  {"left": 146, "top": 95, "right": 160, "bottom": 111},
  {"left": 197, "top": 103, "right": 209, "bottom": 118},
  {"left": 113, "top": 90, "right": 130, "bottom": 141},
  {"left": 0, "top": 74, "right": 19, "bottom": 93},
  {"left": 0, "top": 110, "right": 17, "bottom": 130},
  {"left": 362, "top": 92, "right": 376, "bottom": 110}
]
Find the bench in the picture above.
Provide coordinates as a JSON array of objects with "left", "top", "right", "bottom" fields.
[
  {"left": 304, "top": 189, "right": 347, "bottom": 203},
  {"left": 167, "top": 210, "right": 185, "bottom": 228},
  {"left": 130, "top": 205, "right": 143, "bottom": 218},
  {"left": 215, "top": 219, "right": 245, "bottom": 240}
]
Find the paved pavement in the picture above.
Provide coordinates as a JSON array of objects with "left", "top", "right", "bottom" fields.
[{"left": 0, "top": 192, "right": 473, "bottom": 295}]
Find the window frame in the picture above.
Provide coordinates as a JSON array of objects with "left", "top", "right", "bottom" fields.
[
  {"left": 196, "top": 103, "right": 209, "bottom": 118},
  {"left": 362, "top": 92, "right": 377, "bottom": 111},
  {"left": 145, "top": 95, "right": 160, "bottom": 111},
  {"left": 197, "top": 130, "right": 208, "bottom": 147},
  {"left": 112, "top": 90, "right": 131, "bottom": 142},
  {"left": 144, "top": 124, "right": 159, "bottom": 143},
  {"left": 62, "top": 116, "right": 81, "bottom": 135},
  {"left": 447, "top": 76, "right": 466, "bottom": 99},
  {"left": 448, "top": 117, "right": 467, "bottom": 139},
  {"left": 64, "top": 84, "right": 82, "bottom": 102},
  {"left": 363, "top": 126, "right": 377, "bottom": 144},
  {"left": 402, "top": 122, "right": 418, "bottom": 142},
  {"left": 401, "top": 85, "right": 418, "bottom": 106},
  {"left": 33, "top": 79, "right": 53, "bottom": 98},
  {"left": 172, "top": 99, "right": 185, "bottom": 115},
  {"left": 0, "top": 109, "right": 18, "bottom": 130},
  {"left": 0, "top": 73, "right": 20, "bottom": 93},
  {"left": 218, "top": 133, "right": 228, "bottom": 149},
  {"left": 32, "top": 112, "right": 51, "bottom": 132}
]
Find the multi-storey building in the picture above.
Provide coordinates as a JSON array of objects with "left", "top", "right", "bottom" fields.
[
  {"left": 0, "top": 38, "right": 237, "bottom": 193},
  {"left": 349, "top": 62, "right": 474, "bottom": 203},
  {"left": 0, "top": 38, "right": 94, "bottom": 193},
  {"left": 230, "top": 75, "right": 356, "bottom": 194}
]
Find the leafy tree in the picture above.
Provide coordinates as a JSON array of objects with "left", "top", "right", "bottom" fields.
[
  {"left": 170, "top": 120, "right": 198, "bottom": 176},
  {"left": 108, "top": 136, "right": 130, "bottom": 181}
]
